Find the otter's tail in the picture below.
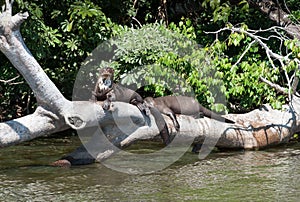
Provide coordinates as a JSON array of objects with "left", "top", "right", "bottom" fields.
[
  {"left": 149, "top": 107, "right": 171, "bottom": 145},
  {"left": 199, "top": 105, "right": 234, "bottom": 124}
]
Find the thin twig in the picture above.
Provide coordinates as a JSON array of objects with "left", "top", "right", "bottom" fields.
[
  {"left": 206, "top": 25, "right": 300, "bottom": 98},
  {"left": 131, "top": 17, "right": 142, "bottom": 28},
  {"left": 231, "top": 40, "right": 256, "bottom": 71},
  {"left": 205, "top": 27, "right": 285, "bottom": 65},
  {"left": 0, "top": 75, "right": 22, "bottom": 85},
  {"left": 260, "top": 77, "right": 287, "bottom": 94}
]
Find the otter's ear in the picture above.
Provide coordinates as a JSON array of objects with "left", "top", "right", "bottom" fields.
[
  {"left": 107, "top": 67, "right": 114, "bottom": 73},
  {"left": 98, "top": 68, "right": 104, "bottom": 74},
  {"left": 144, "top": 97, "right": 153, "bottom": 107}
]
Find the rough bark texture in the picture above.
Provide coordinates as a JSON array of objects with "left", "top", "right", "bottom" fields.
[
  {"left": 0, "top": 0, "right": 105, "bottom": 145},
  {"left": 57, "top": 97, "right": 300, "bottom": 166},
  {"left": 0, "top": 1, "right": 300, "bottom": 167}
]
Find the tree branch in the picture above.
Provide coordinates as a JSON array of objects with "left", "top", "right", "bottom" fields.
[
  {"left": 52, "top": 99, "right": 300, "bottom": 166},
  {"left": 0, "top": 106, "right": 64, "bottom": 147},
  {"left": 1, "top": 1, "right": 300, "bottom": 168},
  {"left": 0, "top": 2, "right": 66, "bottom": 112},
  {"left": 248, "top": 0, "right": 300, "bottom": 40},
  {"left": 206, "top": 25, "right": 299, "bottom": 99},
  {"left": 0, "top": 75, "right": 23, "bottom": 85},
  {"left": 260, "top": 76, "right": 288, "bottom": 94},
  {"left": 231, "top": 40, "right": 257, "bottom": 70}
]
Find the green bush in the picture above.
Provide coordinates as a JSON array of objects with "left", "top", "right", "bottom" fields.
[
  {"left": 1, "top": 0, "right": 119, "bottom": 120},
  {"left": 1, "top": 0, "right": 299, "bottom": 121}
]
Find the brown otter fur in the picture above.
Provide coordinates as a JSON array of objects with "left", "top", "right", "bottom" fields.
[
  {"left": 91, "top": 67, "right": 170, "bottom": 145},
  {"left": 144, "top": 96, "right": 234, "bottom": 131}
]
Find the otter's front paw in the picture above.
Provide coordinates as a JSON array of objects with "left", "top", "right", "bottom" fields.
[
  {"left": 144, "top": 108, "right": 150, "bottom": 116},
  {"left": 102, "top": 100, "right": 111, "bottom": 110},
  {"left": 109, "top": 103, "right": 115, "bottom": 111}
]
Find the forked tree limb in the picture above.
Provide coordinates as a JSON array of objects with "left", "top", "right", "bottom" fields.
[{"left": 0, "top": 1, "right": 299, "bottom": 167}]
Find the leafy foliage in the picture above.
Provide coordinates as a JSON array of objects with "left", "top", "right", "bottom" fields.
[
  {"left": 96, "top": 22, "right": 235, "bottom": 111},
  {"left": 1, "top": 0, "right": 300, "bottom": 120},
  {"left": 1, "top": 0, "right": 119, "bottom": 120}
]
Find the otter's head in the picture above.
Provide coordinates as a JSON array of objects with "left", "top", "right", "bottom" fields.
[
  {"left": 144, "top": 97, "right": 155, "bottom": 107},
  {"left": 96, "top": 67, "right": 114, "bottom": 93}
]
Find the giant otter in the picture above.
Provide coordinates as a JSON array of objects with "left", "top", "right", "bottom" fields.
[
  {"left": 91, "top": 67, "right": 170, "bottom": 145},
  {"left": 144, "top": 96, "right": 234, "bottom": 131}
]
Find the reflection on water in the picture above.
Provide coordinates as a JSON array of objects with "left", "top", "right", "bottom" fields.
[{"left": 0, "top": 135, "right": 300, "bottom": 201}]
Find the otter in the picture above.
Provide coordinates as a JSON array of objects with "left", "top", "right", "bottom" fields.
[
  {"left": 91, "top": 67, "right": 149, "bottom": 114},
  {"left": 144, "top": 96, "right": 234, "bottom": 131},
  {"left": 91, "top": 67, "right": 170, "bottom": 145}
]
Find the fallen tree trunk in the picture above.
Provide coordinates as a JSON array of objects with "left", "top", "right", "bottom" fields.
[
  {"left": 54, "top": 97, "right": 300, "bottom": 167},
  {"left": 0, "top": 1, "right": 299, "bottom": 169}
]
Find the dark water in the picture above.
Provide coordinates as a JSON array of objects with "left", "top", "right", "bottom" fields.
[{"left": 0, "top": 135, "right": 300, "bottom": 201}]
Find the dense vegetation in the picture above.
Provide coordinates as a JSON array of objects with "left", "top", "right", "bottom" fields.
[{"left": 1, "top": 0, "right": 300, "bottom": 121}]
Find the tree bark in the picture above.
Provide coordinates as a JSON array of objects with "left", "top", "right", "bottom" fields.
[
  {"left": 247, "top": 0, "right": 300, "bottom": 40},
  {"left": 0, "top": 1, "right": 300, "bottom": 167},
  {"left": 55, "top": 98, "right": 300, "bottom": 166}
]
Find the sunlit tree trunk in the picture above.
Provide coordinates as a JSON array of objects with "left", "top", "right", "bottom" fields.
[{"left": 0, "top": 1, "right": 299, "bottom": 167}]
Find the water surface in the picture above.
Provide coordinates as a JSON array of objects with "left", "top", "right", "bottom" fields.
[{"left": 0, "top": 135, "right": 299, "bottom": 201}]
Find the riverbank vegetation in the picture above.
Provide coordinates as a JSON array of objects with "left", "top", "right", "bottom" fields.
[
  {"left": 1, "top": 0, "right": 300, "bottom": 166},
  {"left": 2, "top": 0, "right": 299, "bottom": 120}
]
